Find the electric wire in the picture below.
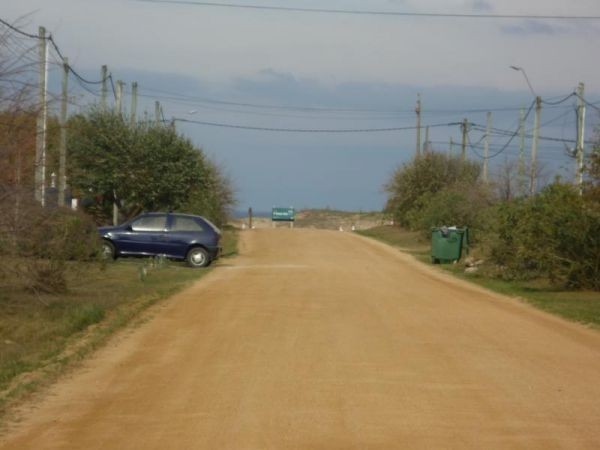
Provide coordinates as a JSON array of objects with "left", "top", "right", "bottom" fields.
[
  {"left": 541, "top": 92, "right": 576, "bottom": 106},
  {"left": 467, "top": 100, "right": 535, "bottom": 160},
  {"left": 133, "top": 0, "right": 600, "bottom": 20},
  {"left": 172, "top": 117, "right": 461, "bottom": 133}
]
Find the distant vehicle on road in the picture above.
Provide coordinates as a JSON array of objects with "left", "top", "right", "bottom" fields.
[{"left": 98, "top": 212, "right": 221, "bottom": 267}]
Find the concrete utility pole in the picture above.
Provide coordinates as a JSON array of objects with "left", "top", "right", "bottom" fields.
[
  {"left": 518, "top": 108, "right": 526, "bottom": 196},
  {"left": 415, "top": 93, "right": 422, "bottom": 158},
  {"left": 483, "top": 112, "right": 492, "bottom": 183},
  {"left": 113, "top": 80, "right": 124, "bottom": 225},
  {"left": 130, "top": 81, "right": 138, "bottom": 127},
  {"left": 530, "top": 96, "right": 542, "bottom": 196},
  {"left": 576, "top": 82, "right": 586, "bottom": 195},
  {"left": 115, "top": 80, "right": 124, "bottom": 115},
  {"left": 461, "top": 118, "right": 468, "bottom": 161},
  {"left": 100, "top": 65, "right": 108, "bottom": 110},
  {"left": 58, "top": 58, "right": 69, "bottom": 207},
  {"left": 155, "top": 101, "right": 162, "bottom": 125},
  {"left": 35, "top": 26, "right": 48, "bottom": 206},
  {"left": 424, "top": 126, "right": 430, "bottom": 154}
]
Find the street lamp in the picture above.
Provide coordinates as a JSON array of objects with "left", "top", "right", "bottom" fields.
[{"left": 510, "top": 66, "right": 536, "bottom": 98}]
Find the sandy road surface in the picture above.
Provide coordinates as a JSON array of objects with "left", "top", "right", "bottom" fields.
[{"left": 2, "top": 229, "right": 600, "bottom": 449}]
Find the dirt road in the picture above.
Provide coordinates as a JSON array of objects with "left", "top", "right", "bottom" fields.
[{"left": 2, "top": 229, "right": 600, "bottom": 449}]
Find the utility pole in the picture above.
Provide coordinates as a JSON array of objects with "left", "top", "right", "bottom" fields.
[
  {"left": 461, "top": 118, "right": 468, "bottom": 161},
  {"left": 424, "top": 126, "right": 430, "bottom": 154},
  {"left": 518, "top": 108, "right": 526, "bottom": 196},
  {"left": 530, "top": 96, "right": 542, "bottom": 196},
  {"left": 130, "top": 81, "right": 138, "bottom": 127},
  {"left": 576, "top": 82, "right": 586, "bottom": 195},
  {"left": 483, "top": 112, "right": 492, "bottom": 183},
  {"left": 58, "top": 58, "right": 69, "bottom": 207},
  {"left": 100, "top": 65, "right": 108, "bottom": 110},
  {"left": 115, "top": 80, "right": 124, "bottom": 115},
  {"left": 35, "top": 26, "right": 48, "bottom": 206},
  {"left": 155, "top": 100, "right": 162, "bottom": 125},
  {"left": 449, "top": 137, "right": 454, "bottom": 155},
  {"left": 113, "top": 79, "right": 125, "bottom": 225},
  {"left": 415, "top": 93, "right": 421, "bottom": 158}
]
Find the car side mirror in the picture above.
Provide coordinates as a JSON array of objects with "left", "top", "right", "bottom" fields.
[{"left": 125, "top": 225, "right": 133, "bottom": 231}]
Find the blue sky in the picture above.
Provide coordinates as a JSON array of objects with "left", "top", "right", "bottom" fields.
[{"left": 3, "top": 0, "right": 600, "bottom": 211}]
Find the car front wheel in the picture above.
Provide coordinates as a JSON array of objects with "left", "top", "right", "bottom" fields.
[
  {"left": 102, "top": 241, "right": 116, "bottom": 260},
  {"left": 186, "top": 247, "right": 210, "bottom": 268}
]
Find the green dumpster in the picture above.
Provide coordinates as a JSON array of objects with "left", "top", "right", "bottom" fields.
[{"left": 431, "top": 227, "right": 469, "bottom": 264}]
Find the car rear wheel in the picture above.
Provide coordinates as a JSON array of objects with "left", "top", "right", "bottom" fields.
[
  {"left": 186, "top": 247, "right": 210, "bottom": 268},
  {"left": 102, "top": 241, "right": 116, "bottom": 260}
]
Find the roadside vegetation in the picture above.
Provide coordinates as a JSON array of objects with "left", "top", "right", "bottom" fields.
[
  {"left": 373, "top": 141, "right": 600, "bottom": 326},
  {"left": 0, "top": 23, "right": 238, "bottom": 419},
  {"left": 384, "top": 147, "right": 600, "bottom": 291},
  {"left": 0, "top": 228, "right": 238, "bottom": 420},
  {"left": 358, "top": 226, "right": 600, "bottom": 328}
]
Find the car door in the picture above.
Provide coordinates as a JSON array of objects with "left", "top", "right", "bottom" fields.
[
  {"left": 164, "top": 215, "right": 207, "bottom": 258},
  {"left": 117, "top": 214, "right": 169, "bottom": 255}
]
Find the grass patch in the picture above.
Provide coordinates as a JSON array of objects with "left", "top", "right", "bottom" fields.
[
  {"left": 358, "top": 225, "right": 600, "bottom": 328},
  {"left": 0, "top": 228, "right": 238, "bottom": 420}
]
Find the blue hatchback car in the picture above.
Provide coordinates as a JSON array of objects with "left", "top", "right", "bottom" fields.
[{"left": 98, "top": 212, "right": 222, "bottom": 267}]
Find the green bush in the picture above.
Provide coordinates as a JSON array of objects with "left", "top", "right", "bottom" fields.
[
  {"left": 384, "top": 152, "right": 481, "bottom": 228},
  {"left": 408, "top": 183, "right": 494, "bottom": 242},
  {"left": 491, "top": 183, "right": 600, "bottom": 290}
]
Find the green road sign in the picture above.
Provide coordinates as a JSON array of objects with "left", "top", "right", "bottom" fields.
[{"left": 272, "top": 207, "right": 295, "bottom": 222}]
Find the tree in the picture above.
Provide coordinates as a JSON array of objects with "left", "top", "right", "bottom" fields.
[
  {"left": 384, "top": 152, "right": 482, "bottom": 228},
  {"left": 67, "top": 108, "right": 235, "bottom": 224},
  {"left": 181, "top": 156, "right": 236, "bottom": 227}
]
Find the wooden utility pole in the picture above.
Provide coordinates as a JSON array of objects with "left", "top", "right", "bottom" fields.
[
  {"left": 424, "top": 126, "right": 430, "bottom": 154},
  {"left": 35, "top": 26, "right": 48, "bottom": 206},
  {"left": 58, "top": 58, "right": 69, "bottom": 207},
  {"left": 483, "top": 112, "right": 492, "bottom": 183},
  {"left": 576, "top": 82, "right": 586, "bottom": 195},
  {"left": 449, "top": 137, "right": 454, "bottom": 155},
  {"left": 461, "top": 118, "right": 468, "bottom": 161},
  {"left": 415, "top": 93, "right": 421, "bottom": 158},
  {"left": 130, "top": 81, "right": 138, "bottom": 127},
  {"left": 115, "top": 80, "right": 124, "bottom": 115},
  {"left": 530, "top": 96, "right": 542, "bottom": 196},
  {"left": 248, "top": 207, "right": 253, "bottom": 229},
  {"left": 100, "top": 65, "right": 108, "bottom": 110}
]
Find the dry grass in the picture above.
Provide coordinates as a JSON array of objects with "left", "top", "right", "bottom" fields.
[{"left": 0, "top": 229, "right": 238, "bottom": 419}]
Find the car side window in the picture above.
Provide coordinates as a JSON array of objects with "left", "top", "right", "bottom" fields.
[
  {"left": 131, "top": 215, "right": 167, "bottom": 232},
  {"left": 170, "top": 216, "right": 204, "bottom": 232}
]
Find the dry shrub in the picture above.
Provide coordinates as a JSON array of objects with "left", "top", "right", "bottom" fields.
[{"left": 0, "top": 188, "right": 101, "bottom": 294}]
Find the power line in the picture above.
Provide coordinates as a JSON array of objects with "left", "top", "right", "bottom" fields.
[
  {"left": 541, "top": 92, "right": 575, "bottom": 106},
  {"left": 468, "top": 100, "right": 535, "bottom": 160},
  {"left": 576, "top": 93, "right": 600, "bottom": 113},
  {"left": 141, "top": 86, "right": 580, "bottom": 119},
  {"left": 0, "top": 17, "right": 39, "bottom": 38},
  {"left": 134, "top": 0, "right": 600, "bottom": 20},
  {"left": 173, "top": 117, "right": 460, "bottom": 133},
  {"left": 1, "top": 17, "right": 113, "bottom": 86}
]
